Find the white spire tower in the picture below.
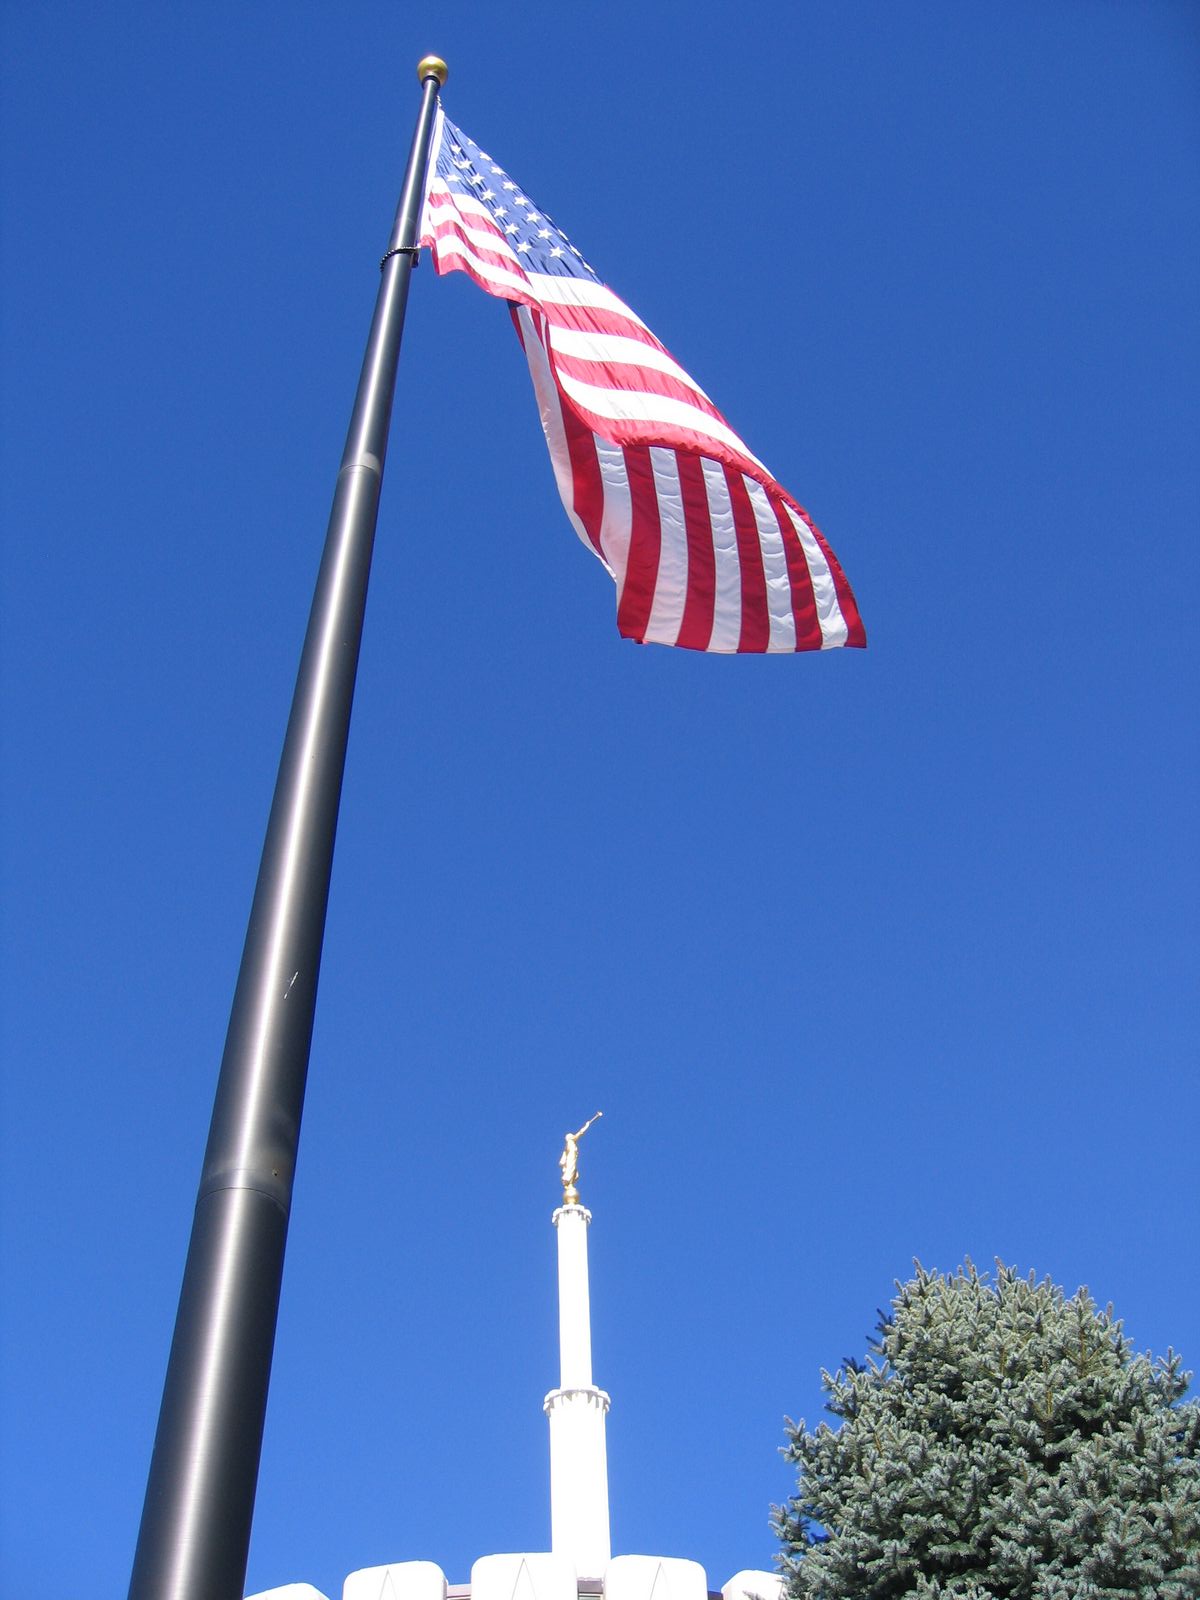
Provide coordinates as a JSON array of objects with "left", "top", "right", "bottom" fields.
[
  {"left": 544, "top": 1113, "right": 611, "bottom": 1577},
  {"left": 246, "top": 1102, "right": 788, "bottom": 1600}
]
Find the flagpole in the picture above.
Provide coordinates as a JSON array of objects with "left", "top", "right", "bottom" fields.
[{"left": 128, "top": 55, "right": 448, "bottom": 1600}]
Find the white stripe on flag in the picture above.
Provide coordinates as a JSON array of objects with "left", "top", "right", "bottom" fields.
[
  {"left": 423, "top": 203, "right": 525, "bottom": 271},
  {"left": 427, "top": 189, "right": 527, "bottom": 248},
  {"left": 644, "top": 447, "right": 689, "bottom": 646},
  {"left": 427, "top": 235, "right": 533, "bottom": 300},
  {"left": 745, "top": 477, "right": 798, "bottom": 653},
  {"left": 783, "top": 502, "right": 849, "bottom": 649},
  {"left": 595, "top": 438, "right": 633, "bottom": 600},
  {"left": 515, "top": 307, "right": 601, "bottom": 566},
  {"left": 428, "top": 186, "right": 497, "bottom": 222},
  {"left": 701, "top": 458, "right": 743, "bottom": 652},
  {"left": 525, "top": 272, "right": 653, "bottom": 331},
  {"left": 547, "top": 327, "right": 714, "bottom": 400},
  {"left": 552, "top": 367, "right": 764, "bottom": 469},
  {"left": 417, "top": 107, "right": 447, "bottom": 236}
]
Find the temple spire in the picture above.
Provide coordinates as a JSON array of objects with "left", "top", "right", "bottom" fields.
[{"left": 544, "top": 1116, "right": 611, "bottom": 1576}]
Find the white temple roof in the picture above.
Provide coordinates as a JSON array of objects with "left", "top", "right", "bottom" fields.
[{"left": 247, "top": 1558, "right": 784, "bottom": 1600}]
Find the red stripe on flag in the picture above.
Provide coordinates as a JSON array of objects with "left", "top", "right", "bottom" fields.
[
  {"left": 427, "top": 219, "right": 524, "bottom": 280},
  {"left": 785, "top": 496, "right": 867, "bottom": 648},
  {"left": 557, "top": 398, "right": 608, "bottom": 562},
  {"left": 724, "top": 469, "right": 770, "bottom": 652},
  {"left": 673, "top": 453, "right": 716, "bottom": 651},
  {"left": 431, "top": 251, "right": 533, "bottom": 311},
  {"left": 539, "top": 301, "right": 671, "bottom": 348},
  {"left": 769, "top": 492, "right": 823, "bottom": 651},
  {"left": 816, "top": 527, "right": 867, "bottom": 646},
  {"left": 615, "top": 446, "right": 661, "bottom": 643},
  {"left": 511, "top": 307, "right": 607, "bottom": 562},
  {"left": 549, "top": 395, "right": 755, "bottom": 480}
]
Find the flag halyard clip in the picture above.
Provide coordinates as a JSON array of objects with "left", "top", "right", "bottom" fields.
[{"left": 381, "top": 244, "right": 421, "bottom": 270}]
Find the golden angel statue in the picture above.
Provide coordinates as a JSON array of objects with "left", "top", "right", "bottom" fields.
[{"left": 559, "top": 1111, "right": 603, "bottom": 1201}]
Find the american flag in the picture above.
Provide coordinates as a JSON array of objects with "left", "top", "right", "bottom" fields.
[{"left": 419, "top": 110, "right": 865, "bottom": 653}]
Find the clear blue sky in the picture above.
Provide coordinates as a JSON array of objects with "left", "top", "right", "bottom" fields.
[{"left": 1, "top": 4, "right": 1197, "bottom": 1598}]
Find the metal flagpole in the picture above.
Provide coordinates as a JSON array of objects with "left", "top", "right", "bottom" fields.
[{"left": 128, "top": 55, "right": 448, "bottom": 1600}]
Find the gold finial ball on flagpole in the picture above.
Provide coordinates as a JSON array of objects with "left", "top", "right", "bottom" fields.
[{"left": 417, "top": 55, "right": 449, "bottom": 85}]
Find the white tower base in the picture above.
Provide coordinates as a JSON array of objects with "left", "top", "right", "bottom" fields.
[
  {"left": 543, "top": 1384, "right": 612, "bottom": 1575},
  {"left": 545, "top": 1202, "right": 611, "bottom": 1574}
]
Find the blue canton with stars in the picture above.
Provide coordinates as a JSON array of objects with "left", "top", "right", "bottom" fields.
[{"left": 435, "top": 117, "right": 599, "bottom": 283}]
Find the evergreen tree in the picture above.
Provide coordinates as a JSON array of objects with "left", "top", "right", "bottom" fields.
[{"left": 773, "top": 1262, "right": 1200, "bottom": 1600}]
